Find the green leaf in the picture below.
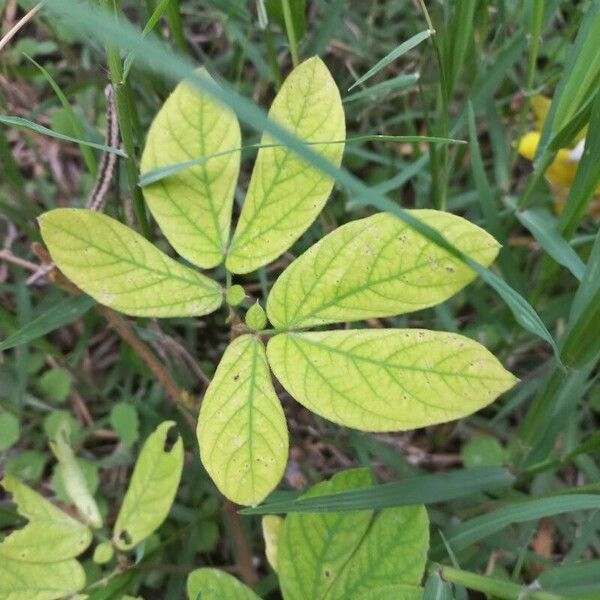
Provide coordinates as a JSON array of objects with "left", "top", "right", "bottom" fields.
[
  {"left": 109, "top": 402, "right": 140, "bottom": 447},
  {"left": 0, "top": 412, "right": 20, "bottom": 451},
  {"left": 241, "top": 467, "right": 513, "bottom": 515},
  {"left": 36, "top": 369, "right": 71, "bottom": 403},
  {"left": 226, "top": 57, "right": 345, "bottom": 274},
  {"left": 0, "top": 473, "right": 92, "bottom": 562},
  {"left": 0, "top": 294, "right": 95, "bottom": 351},
  {"left": 262, "top": 515, "right": 283, "bottom": 572},
  {"left": 140, "top": 70, "right": 241, "bottom": 268},
  {"left": 197, "top": 335, "right": 288, "bottom": 505},
  {"left": 267, "top": 210, "right": 500, "bottom": 328},
  {"left": 278, "top": 469, "right": 373, "bottom": 600},
  {"left": 461, "top": 437, "right": 505, "bottom": 469},
  {"left": 267, "top": 330, "right": 517, "bottom": 431},
  {"left": 0, "top": 557, "right": 86, "bottom": 600},
  {"left": 39, "top": 209, "right": 222, "bottom": 318},
  {"left": 49, "top": 423, "right": 103, "bottom": 528},
  {"left": 356, "top": 585, "right": 424, "bottom": 600},
  {"left": 245, "top": 302, "right": 267, "bottom": 330},
  {"left": 113, "top": 421, "right": 183, "bottom": 550},
  {"left": 265, "top": 0, "right": 306, "bottom": 41},
  {"left": 187, "top": 568, "right": 261, "bottom": 600},
  {"left": 325, "top": 505, "right": 429, "bottom": 599}
]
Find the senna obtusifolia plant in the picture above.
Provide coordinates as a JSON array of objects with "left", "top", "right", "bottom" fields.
[{"left": 39, "top": 57, "right": 517, "bottom": 507}]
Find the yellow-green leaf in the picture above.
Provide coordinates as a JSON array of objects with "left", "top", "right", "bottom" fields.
[
  {"left": 140, "top": 70, "right": 241, "bottom": 268},
  {"left": 49, "top": 423, "right": 102, "bottom": 528},
  {"left": 278, "top": 469, "right": 373, "bottom": 600},
  {"left": 113, "top": 421, "right": 183, "bottom": 550},
  {"left": 262, "top": 515, "right": 284, "bottom": 572},
  {"left": 0, "top": 474, "right": 92, "bottom": 562},
  {"left": 267, "top": 210, "right": 500, "bottom": 329},
  {"left": 197, "top": 335, "right": 288, "bottom": 506},
  {"left": 187, "top": 568, "right": 261, "bottom": 600},
  {"left": 267, "top": 330, "right": 517, "bottom": 431},
  {"left": 39, "top": 209, "right": 222, "bottom": 318},
  {"left": 355, "top": 585, "right": 424, "bottom": 600},
  {"left": 0, "top": 557, "right": 86, "bottom": 600},
  {"left": 226, "top": 57, "right": 345, "bottom": 274},
  {"left": 325, "top": 506, "right": 429, "bottom": 599}
]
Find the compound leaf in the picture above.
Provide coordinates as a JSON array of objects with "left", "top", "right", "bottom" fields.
[
  {"left": 226, "top": 57, "right": 345, "bottom": 274},
  {"left": 187, "top": 568, "right": 261, "bottom": 600},
  {"left": 140, "top": 70, "right": 241, "bottom": 268},
  {"left": 197, "top": 335, "right": 288, "bottom": 506},
  {"left": 267, "top": 210, "right": 499, "bottom": 328},
  {"left": 278, "top": 469, "right": 373, "bottom": 600},
  {"left": 267, "top": 330, "right": 517, "bottom": 431},
  {"left": 113, "top": 421, "right": 183, "bottom": 550},
  {"left": 0, "top": 473, "right": 91, "bottom": 562},
  {"left": 39, "top": 209, "right": 222, "bottom": 318},
  {"left": 325, "top": 506, "right": 429, "bottom": 598},
  {"left": 0, "top": 557, "right": 86, "bottom": 600}
]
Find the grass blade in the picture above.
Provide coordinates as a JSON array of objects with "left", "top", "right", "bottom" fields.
[
  {"left": 344, "top": 73, "right": 420, "bottom": 104},
  {"left": 239, "top": 467, "right": 513, "bottom": 514},
  {"left": 0, "top": 115, "right": 126, "bottom": 156},
  {"left": 348, "top": 29, "right": 433, "bottom": 91},
  {"left": 0, "top": 295, "right": 96, "bottom": 351}
]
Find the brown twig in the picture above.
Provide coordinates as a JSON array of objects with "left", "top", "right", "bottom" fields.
[
  {"left": 223, "top": 499, "right": 259, "bottom": 586},
  {"left": 0, "top": 2, "right": 44, "bottom": 52}
]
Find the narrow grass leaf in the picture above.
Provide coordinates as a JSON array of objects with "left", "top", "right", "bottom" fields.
[
  {"left": 515, "top": 208, "right": 585, "bottom": 280},
  {"left": 0, "top": 114, "right": 126, "bottom": 156},
  {"left": 437, "top": 494, "right": 600, "bottom": 554},
  {"left": 241, "top": 467, "right": 513, "bottom": 514},
  {"left": 344, "top": 73, "right": 419, "bottom": 104},
  {"left": 0, "top": 294, "right": 95, "bottom": 351},
  {"left": 348, "top": 29, "right": 432, "bottom": 91}
]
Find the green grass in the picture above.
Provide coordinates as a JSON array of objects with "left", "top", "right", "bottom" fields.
[{"left": 0, "top": 1, "right": 599, "bottom": 598}]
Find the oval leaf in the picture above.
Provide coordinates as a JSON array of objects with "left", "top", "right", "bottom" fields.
[
  {"left": 113, "top": 421, "right": 183, "bottom": 550},
  {"left": 278, "top": 469, "right": 373, "bottom": 600},
  {"left": 267, "top": 330, "right": 517, "bottom": 431},
  {"left": 187, "top": 568, "right": 261, "bottom": 600},
  {"left": 198, "top": 335, "right": 288, "bottom": 506},
  {"left": 140, "top": 70, "right": 241, "bottom": 268},
  {"left": 325, "top": 506, "right": 429, "bottom": 599},
  {"left": 0, "top": 474, "right": 91, "bottom": 562},
  {"left": 0, "top": 557, "right": 85, "bottom": 600},
  {"left": 267, "top": 210, "right": 500, "bottom": 329},
  {"left": 226, "top": 57, "right": 345, "bottom": 274},
  {"left": 39, "top": 209, "right": 222, "bottom": 318}
]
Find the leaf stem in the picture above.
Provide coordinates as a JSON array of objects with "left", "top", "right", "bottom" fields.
[{"left": 281, "top": 0, "right": 299, "bottom": 67}]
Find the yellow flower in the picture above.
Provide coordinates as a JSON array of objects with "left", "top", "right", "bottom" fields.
[{"left": 517, "top": 95, "right": 600, "bottom": 216}]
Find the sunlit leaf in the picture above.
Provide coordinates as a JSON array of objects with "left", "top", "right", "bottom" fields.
[
  {"left": 39, "top": 209, "right": 222, "bottom": 318},
  {"left": 113, "top": 421, "right": 183, "bottom": 550},
  {"left": 0, "top": 473, "right": 91, "bottom": 562},
  {"left": 186, "top": 568, "right": 261, "bottom": 600},
  {"left": 0, "top": 557, "right": 86, "bottom": 600},
  {"left": 278, "top": 469, "right": 373, "bottom": 600},
  {"left": 49, "top": 422, "right": 103, "bottom": 528},
  {"left": 267, "top": 210, "right": 499, "bottom": 328},
  {"left": 325, "top": 505, "right": 429, "bottom": 598},
  {"left": 262, "top": 515, "right": 283, "bottom": 572},
  {"left": 355, "top": 585, "right": 424, "bottom": 600},
  {"left": 198, "top": 335, "right": 288, "bottom": 506},
  {"left": 226, "top": 57, "right": 345, "bottom": 273},
  {"left": 140, "top": 70, "right": 241, "bottom": 268},
  {"left": 267, "top": 330, "right": 517, "bottom": 431}
]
